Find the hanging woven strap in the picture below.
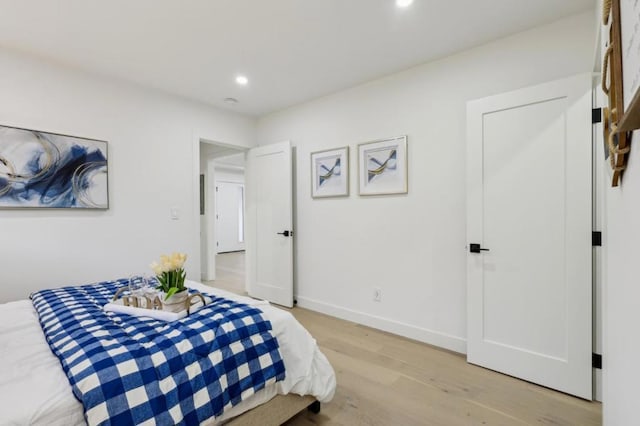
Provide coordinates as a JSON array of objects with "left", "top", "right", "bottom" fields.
[
  {"left": 603, "top": 0, "right": 612, "bottom": 25},
  {"left": 602, "top": 44, "right": 614, "bottom": 95},
  {"left": 607, "top": 122, "right": 630, "bottom": 172}
]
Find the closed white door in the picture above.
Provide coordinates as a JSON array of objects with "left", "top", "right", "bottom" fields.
[
  {"left": 216, "top": 181, "right": 245, "bottom": 253},
  {"left": 245, "top": 141, "right": 293, "bottom": 308},
  {"left": 466, "top": 74, "right": 592, "bottom": 399}
]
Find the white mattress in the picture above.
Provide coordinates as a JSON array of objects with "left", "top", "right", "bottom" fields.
[{"left": 0, "top": 280, "right": 335, "bottom": 425}]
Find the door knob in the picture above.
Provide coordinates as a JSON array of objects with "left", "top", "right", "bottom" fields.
[
  {"left": 277, "top": 230, "right": 293, "bottom": 237},
  {"left": 469, "top": 243, "right": 489, "bottom": 253}
]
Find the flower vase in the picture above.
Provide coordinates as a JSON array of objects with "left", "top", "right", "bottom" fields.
[{"left": 161, "top": 290, "right": 189, "bottom": 312}]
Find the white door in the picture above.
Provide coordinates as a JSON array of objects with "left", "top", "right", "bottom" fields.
[
  {"left": 216, "top": 181, "right": 245, "bottom": 253},
  {"left": 466, "top": 74, "right": 592, "bottom": 399},
  {"left": 245, "top": 141, "right": 293, "bottom": 307}
]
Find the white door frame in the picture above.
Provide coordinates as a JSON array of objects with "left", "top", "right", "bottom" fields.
[
  {"left": 592, "top": 75, "right": 606, "bottom": 402},
  {"left": 192, "top": 135, "right": 248, "bottom": 283}
]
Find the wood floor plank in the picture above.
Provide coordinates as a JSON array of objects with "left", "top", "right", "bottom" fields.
[
  {"left": 206, "top": 253, "right": 602, "bottom": 425},
  {"left": 289, "top": 309, "right": 601, "bottom": 426}
]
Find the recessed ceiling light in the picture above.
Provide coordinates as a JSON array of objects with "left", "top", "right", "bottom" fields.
[
  {"left": 224, "top": 97, "right": 239, "bottom": 104},
  {"left": 235, "top": 75, "right": 249, "bottom": 86},
  {"left": 396, "top": 0, "right": 413, "bottom": 7}
]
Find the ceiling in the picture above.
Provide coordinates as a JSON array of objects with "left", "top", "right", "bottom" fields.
[{"left": 0, "top": 0, "right": 595, "bottom": 117}]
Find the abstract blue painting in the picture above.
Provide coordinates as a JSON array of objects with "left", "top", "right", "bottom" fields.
[{"left": 0, "top": 125, "right": 108, "bottom": 209}]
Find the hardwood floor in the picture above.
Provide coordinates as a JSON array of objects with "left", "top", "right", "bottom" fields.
[
  {"left": 206, "top": 251, "right": 247, "bottom": 296},
  {"left": 284, "top": 310, "right": 601, "bottom": 426},
  {"left": 205, "top": 252, "right": 602, "bottom": 426}
]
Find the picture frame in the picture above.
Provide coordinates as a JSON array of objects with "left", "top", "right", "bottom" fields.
[
  {"left": 0, "top": 124, "right": 109, "bottom": 209},
  {"left": 310, "top": 146, "right": 349, "bottom": 198},
  {"left": 358, "top": 135, "right": 407, "bottom": 196}
]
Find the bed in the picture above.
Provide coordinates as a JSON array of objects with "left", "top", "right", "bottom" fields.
[{"left": 0, "top": 280, "right": 335, "bottom": 425}]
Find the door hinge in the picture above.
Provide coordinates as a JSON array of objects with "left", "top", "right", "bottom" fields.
[
  {"left": 216, "top": 241, "right": 219, "bottom": 247},
  {"left": 593, "top": 353, "right": 602, "bottom": 369},
  {"left": 592, "top": 108, "right": 602, "bottom": 124},
  {"left": 216, "top": 186, "right": 218, "bottom": 192},
  {"left": 592, "top": 231, "right": 602, "bottom": 246}
]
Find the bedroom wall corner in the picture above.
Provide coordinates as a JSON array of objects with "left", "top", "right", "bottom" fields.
[{"left": 0, "top": 48, "right": 257, "bottom": 302}]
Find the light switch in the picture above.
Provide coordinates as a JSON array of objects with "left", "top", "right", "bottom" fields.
[{"left": 170, "top": 207, "right": 180, "bottom": 220}]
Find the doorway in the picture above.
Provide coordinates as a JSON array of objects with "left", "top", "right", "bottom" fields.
[
  {"left": 215, "top": 177, "right": 245, "bottom": 253},
  {"left": 199, "top": 141, "right": 247, "bottom": 296},
  {"left": 196, "top": 139, "right": 294, "bottom": 307}
]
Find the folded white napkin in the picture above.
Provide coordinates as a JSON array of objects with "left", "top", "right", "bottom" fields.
[{"left": 104, "top": 295, "right": 212, "bottom": 322}]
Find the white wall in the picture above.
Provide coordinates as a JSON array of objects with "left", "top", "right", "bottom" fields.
[
  {"left": 0, "top": 48, "right": 256, "bottom": 302},
  {"left": 257, "top": 11, "right": 596, "bottom": 353},
  {"left": 604, "top": 131, "right": 640, "bottom": 423},
  {"left": 214, "top": 167, "right": 245, "bottom": 184},
  {"left": 601, "top": 66, "right": 640, "bottom": 426}
]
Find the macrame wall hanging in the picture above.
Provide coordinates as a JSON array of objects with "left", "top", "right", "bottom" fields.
[{"left": 602, "top": 0, "right": 640, "bottom": 186}]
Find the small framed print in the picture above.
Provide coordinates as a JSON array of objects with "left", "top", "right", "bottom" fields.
[
  {"left": 311, "top": 146, "right": 349, "bottom": 198},
  {"left": 358, "top": 135, "right": 407, "bottom": 195}
]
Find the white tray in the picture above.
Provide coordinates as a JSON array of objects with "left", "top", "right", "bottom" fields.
[{"left": 104, "top": 295, "right": 212, "bottom": 322}]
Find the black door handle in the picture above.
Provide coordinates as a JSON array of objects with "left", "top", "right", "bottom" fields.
[
  {"left": 277, "top": 230, "right": 293, "bottom": 237},
  {"left": 469, "top": 243, "right": 489, "bottom": 253}
]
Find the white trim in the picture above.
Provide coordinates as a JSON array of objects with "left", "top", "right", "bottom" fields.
[
  {"left": 192, "top": 133, "right": 203, "bottom": 281},
  {"left": 296, "top": 295, "right": 466, "bottom": 354},
  {"left": 205, "top": 158, "right": 217, "bottom": 279}
]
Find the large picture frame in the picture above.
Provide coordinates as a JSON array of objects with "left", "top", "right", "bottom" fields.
[
  {"left": 358, "top": 135, "right": 407, "bottom": 196},
  {"left": 310, "top": 146, "right": 349, "bottom": 198},
  {"left": 0, "top": 124, "right": 109, "bottom": 209}
]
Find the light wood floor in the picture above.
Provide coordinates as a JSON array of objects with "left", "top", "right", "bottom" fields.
[
  {"left": 206, "top": 252, "right": 602, "bottom": 426},
  {"left": 207, "top": 251, "right": 247, "bottom": 296}
]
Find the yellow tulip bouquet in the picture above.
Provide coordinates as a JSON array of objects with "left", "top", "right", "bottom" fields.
[{"left": 150, "top": 252, "right": 187, "bottom": 300}]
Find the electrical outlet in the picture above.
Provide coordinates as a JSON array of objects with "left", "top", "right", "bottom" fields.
[{"left": 373, "top": 288, "right": 382, "bottom": 302}]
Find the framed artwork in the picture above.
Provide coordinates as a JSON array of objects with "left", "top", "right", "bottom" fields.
[
  {"left": 358, "top": 135, "right": 407, "bottom": 195},
  {"left": 0, "top": 124, "right": 109, "bottom": 209},
  {"left": 310, "top": 146, "right": 349, "bottom": 198}
]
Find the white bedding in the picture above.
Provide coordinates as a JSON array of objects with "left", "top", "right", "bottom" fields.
[{"left": 0, "top": 280, "right": 335, "bottom": 425}]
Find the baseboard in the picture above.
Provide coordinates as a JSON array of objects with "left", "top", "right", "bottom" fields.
[{"left": 296, "top": 296, "right": 467, "bottom": 354}]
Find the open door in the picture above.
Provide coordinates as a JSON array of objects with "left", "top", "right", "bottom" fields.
[
  {"left": 245, "top": 141, "right": 293, "bottom": 307},
  {"left": 466, "top": 74, "right": 592, "bottom": 399},
  {"left": 216, "top": 181, "right": 245, "bottom": 253}
]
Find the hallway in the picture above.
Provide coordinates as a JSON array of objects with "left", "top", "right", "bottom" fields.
[{"left": 204, "top": 251, "right": 247, "bottom": 296}]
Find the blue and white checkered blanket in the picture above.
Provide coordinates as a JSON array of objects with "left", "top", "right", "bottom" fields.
[{"left": 31, "top": 279, "right": 285, "bottom": 425}]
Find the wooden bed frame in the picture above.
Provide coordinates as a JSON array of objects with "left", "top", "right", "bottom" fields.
[{"left": 226, "top": 395, "right": 319, "bottom": 425}]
